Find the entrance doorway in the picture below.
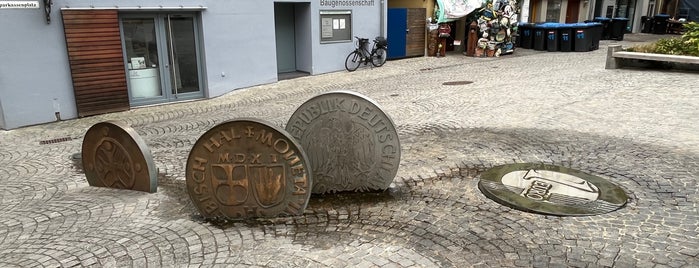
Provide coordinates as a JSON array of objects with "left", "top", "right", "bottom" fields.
[
  {"left": 566, "top": 0, "right": 581, "bottom": 23},
  {"left": 274, "top": 2, "right": 312, "bottom": 80},
  {"left": 120, "top": 13, "right": 204, "bottom": 106}
]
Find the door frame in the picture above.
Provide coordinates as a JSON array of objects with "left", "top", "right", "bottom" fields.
[{"left": 119, "top": 12, "right": 205, "bottom": 106}]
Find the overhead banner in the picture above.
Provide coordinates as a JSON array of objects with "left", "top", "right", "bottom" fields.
[{"left": 436, "top": 0, "right": 484, "bottom": 23}]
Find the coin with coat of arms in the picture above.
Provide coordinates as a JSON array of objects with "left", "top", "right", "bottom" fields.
[
  {"left": 186, "top": 118, "right": 312, "bottom": 219},
  {"left": 286, "top": 90, "right": 400, "bottom": 194},
  {"left": 82, "top": 121, "right": 157, "bottom": 193}
]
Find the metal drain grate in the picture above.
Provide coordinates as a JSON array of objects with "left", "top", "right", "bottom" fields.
[
  {"left": 442, "top": 81, "right": 474, "bottom": 86},
  {"left": 39, "top": 137, "right": 73, "bottom": 145}
]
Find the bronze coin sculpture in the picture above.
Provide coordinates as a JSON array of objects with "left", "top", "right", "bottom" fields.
[
  {"left": 286, "top": 90, "right": 400, "bottom": 193},
  {"left": 478, "top": 163, "right": 629, "bottom": 216},
  {"left": 186, "top": 118, "right": 312, "bottom": 219},
  {"left": 82, "top": 121, "right": 157, "bottom": 193}
]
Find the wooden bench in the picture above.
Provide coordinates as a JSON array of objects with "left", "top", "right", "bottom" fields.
[{"left": 605, "top": 45, "right": 699, "bottom": 69}]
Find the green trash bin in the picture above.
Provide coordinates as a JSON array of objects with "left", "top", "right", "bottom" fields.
[
  {"left": 558, "top": 24, "right": 573, "bottom": 52},
  {"left": 545, "top": 23, "right": 560, "bottom": 52},
  {"left": 572, "top": 23, "right": 592, "bottom": 52},
  {"left": 653, "top": 14, "right": 670, "bottom": 34},
  {"left": 610, "top": 18, "right": 629, "bottom": 40},
  {"left": 588, "top": 22, "right": 602, "bottom": 50},
  {"left": 518, "top": 23, "right": 534, "bottom": 49},
  {"left": 594, "top": 17, "right": 612, "bottom": 39},
  {"left": 533, "top": 24, "right": 546, "bottom": 51}
]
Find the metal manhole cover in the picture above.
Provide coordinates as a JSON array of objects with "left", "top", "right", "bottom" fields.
[
  {"left": 478, "top": 163, "right": 628, "bottom": 216},
  {"left": 442, "top": 81, "right": 474, "bottom": 86}
]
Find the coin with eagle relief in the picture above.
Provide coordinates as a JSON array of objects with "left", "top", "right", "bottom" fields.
[{"left": 286, "top": 90, "right": 400, "bottom": 194}]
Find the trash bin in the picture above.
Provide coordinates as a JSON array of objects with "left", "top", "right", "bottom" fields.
[
  {"left": 594, "top": 17, "right": 612, "bottom": 39},
  {"left": 653, "top": 14, "right": 671, "bottom": 34},
  {"left": 533, "top": 24, "right": 546, "bottom": 51},
  {"left": 587, "top": 22, "right": 603, "bottom": 50},
  {"left": 558, "top": 24, "right": 573, "bottom": 52},
  {"left": 641, "top": 16, "right": 653, "bottom": 33},
  {"left": 572, "top": 23, "right": 592, "bottom": 52},
  {"left": 518, "top": 23, "right": 533, "bottom": 49},
  {"left": 545, "top": 23, "right": 560, "bottom": 52},
  {"left": 610, "top": 17, "right": 629, "bottom": 40}
]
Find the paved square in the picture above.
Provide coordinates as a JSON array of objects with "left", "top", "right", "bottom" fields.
[{"left": 1, "top": 34, "right": 697, "bottom": 267}]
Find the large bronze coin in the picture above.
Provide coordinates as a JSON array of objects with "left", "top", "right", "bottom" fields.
[
  {"left": 82, "top": 121, "right": 157, "bottom": 193},
  {"left": 286, "top": 90, "right": 400, "bottom": 193},
  {"left": 186, "top": 118, "right": 312, "bottom": 219},
  {"left": 478, "top": 163, "right": 629, "bottom": 216}
]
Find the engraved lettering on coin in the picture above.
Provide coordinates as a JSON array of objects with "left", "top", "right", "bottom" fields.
[
  {"left": 186, "top": 119, "right": 312, "bottom": 219},
  {"left": 478, "top": 163, "right": 628, "bottom": 216},
  {"left": 286, "top": 90, "right": 400, "bottom": 193},
  {"left": 82, "top": 121, "right": 157, "bottom": 193},
  {"left": 501, "top": 169, "right": 600, "bottom": 202}
]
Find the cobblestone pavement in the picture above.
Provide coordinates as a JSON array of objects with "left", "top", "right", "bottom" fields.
[{"left": 1, "top": 34, "right": 698, "bottom": 267}]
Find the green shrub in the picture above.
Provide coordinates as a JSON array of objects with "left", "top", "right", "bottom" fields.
[
  {"left": 654, "top": 38, "right": 687, "bottom": 55},
  {"left": 627, "top": 22, "right": 699, "bottom": 56},
  {"left": 681, "top": 22, "right": 699, "bottom": 56},
  {"left": 625, "top": 43, "right": 656, "bottom": 53}
]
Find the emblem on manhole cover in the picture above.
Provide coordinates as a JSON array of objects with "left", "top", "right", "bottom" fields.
[
  {"left": 286, "top": 90, "right": 400, "bottom": 194},
  {"left": 186, "top": 118, "right": 312, "bottom": 219},
  {"left": 82, "top": 121, "right": 157, "bottom": 193},
  {"left": 478, "top": 163, "right": 628, "bottom": 216}
]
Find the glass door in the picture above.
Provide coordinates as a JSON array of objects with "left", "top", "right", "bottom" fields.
[
  {"left": 121, "top": 13, "right": 203, "bottom": 105},
  {"left": 165, "top": 14, "right": 201, "bottom": 96},
  {"left": 122, "top": 17, "right": 164, "bottom": 100}
]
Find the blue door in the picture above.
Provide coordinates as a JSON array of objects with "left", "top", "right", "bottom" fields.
[{"left": 387, "top": 8, "right": 407, "bottom": 59}]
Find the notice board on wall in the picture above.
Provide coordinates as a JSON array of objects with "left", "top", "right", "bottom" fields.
[{"left": 320, "top": 10, "right": 351, "bottom": 43}]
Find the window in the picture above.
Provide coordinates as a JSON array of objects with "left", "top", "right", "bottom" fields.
[
  {"left": 320, "top": 10, "right": 351, "bottom": 43},
  {"left": 546, "top": 0, "right": 562, "bottom": 22}
]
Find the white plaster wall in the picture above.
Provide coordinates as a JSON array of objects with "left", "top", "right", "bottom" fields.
[{"left": 0, "top": 4, "right": 76, "bottom": 129}]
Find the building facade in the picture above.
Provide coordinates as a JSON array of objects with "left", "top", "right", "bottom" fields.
[{"left": 0, "top": 0, "right": 385, "bottom": 129}]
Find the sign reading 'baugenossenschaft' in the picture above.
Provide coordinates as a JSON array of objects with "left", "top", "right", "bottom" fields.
[
  {"left": 0, "top": 1, "right": 39, "bottom": 9},
  {"left": 320, "top": 0, "right": 375, "bottom": 8}
]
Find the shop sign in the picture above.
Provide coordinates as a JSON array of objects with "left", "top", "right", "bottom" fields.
[
  {"left": 0, "top": 1, "right": 39, "bottom": 9},
  {"left": 320, "top": 0, "right": 375, "bottom": 8}
]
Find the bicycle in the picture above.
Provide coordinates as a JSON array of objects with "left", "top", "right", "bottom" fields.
[{"left": 344, "top": 36, "right": 387, "bottom": 72}]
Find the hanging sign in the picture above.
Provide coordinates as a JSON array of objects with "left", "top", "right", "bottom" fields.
[{"left": 0, "top": 1, "right": 39, "bottom": 9}]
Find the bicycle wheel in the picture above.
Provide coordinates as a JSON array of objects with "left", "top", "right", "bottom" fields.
[
  {"left": 345, "top": 51, "right": 362, "bottom": 72},
  {"left": 371, "top": 48, "right": 387, "bottom": 67}
]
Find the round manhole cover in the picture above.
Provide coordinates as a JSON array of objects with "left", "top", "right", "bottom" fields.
[
  {"left": 442, "top": 81, "right": 473, "bottom": 86},
  {"left": 478, "top": 163, "right": 628, "bottom": 216}
]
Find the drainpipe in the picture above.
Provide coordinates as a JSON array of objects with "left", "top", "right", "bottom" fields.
[{"left": 380, "top": 0, "right": 385, "bottom": 37}]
